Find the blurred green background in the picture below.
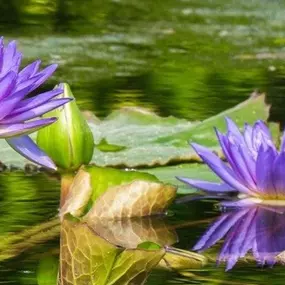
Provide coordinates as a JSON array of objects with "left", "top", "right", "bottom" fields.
[{"left": 1, "top": 0, "right": 285, "bottom": 121}]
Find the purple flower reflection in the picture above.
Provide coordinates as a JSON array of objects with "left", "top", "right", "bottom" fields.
[
  {"left": 177, "top": 117, "right": 285, "bottom": 206},
  {"left": 194, "top": 206, "right": 285, "bottom": 270}
]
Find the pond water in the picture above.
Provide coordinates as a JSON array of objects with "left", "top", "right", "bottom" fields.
[{"left": 1, "top": 0, "right": 285, "bottom": 284}]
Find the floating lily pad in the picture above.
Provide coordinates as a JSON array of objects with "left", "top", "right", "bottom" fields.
[
  {"left": 0, "top": 93, "right": 274, "bottom": 169},
  {"left": 95, "top": 138, "right": 126, "bottom": 152},
  {"left": 90, "top": 93, "right": 272, "bottom": 167},
  {"left": 60, "top": 166, "right": 176, "bottom": 220},
  {"left": 145, "top": 163, "right": 218, "bottom": 194}
]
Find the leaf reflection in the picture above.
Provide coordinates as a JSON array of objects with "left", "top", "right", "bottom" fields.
[
  {"left": 88, "top": 216, "right": 178, "bottom": 249},
  {"left": 194, "top": 205, "right": 285, "bottom": 270},
  {"left": 59, "top": 218, "right": 166, "bottom": 285},
  {"left": 59, "top": 215, "right": 206, "bottom": 284}
]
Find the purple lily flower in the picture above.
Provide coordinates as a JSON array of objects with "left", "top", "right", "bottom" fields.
[
  {"left": 0, "top": 37, "right": 72, "bottom": 170},
  {"left": 194, "top": 205, "right": 285, "bottom": 270},
  {"left": 177, "top": 117, "right": 285, "bottom": 206}
]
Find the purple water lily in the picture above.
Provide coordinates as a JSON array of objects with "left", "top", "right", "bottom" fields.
[
  {"left": 0, "top": 37, "right": 71, "bottom": 170},
  {"left": 177, "top": 117, "right": 285, "bottom": 207},
  {"left": 194, "top": 205, "right": 285, "bottom": 270}
]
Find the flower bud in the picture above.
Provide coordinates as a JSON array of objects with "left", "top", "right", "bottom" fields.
[{"left": 37, "top": 83, "right": 94, "bottom": 170}]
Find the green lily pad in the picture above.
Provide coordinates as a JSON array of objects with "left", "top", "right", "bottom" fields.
[
  {"left": 145, "top": 163, "right": 218, "bottom": 194},
  {"left": 95, "top": 138, "right": 126, "bottom": 152},
  {"left": 0, "top": 93, "right": 273, "bottom": 169},
  {"left": 90, "top": 94, "right": 272, "bottom": 167},
  {"left": 60, "top": 165, "right": 177, "bottom": 219}
]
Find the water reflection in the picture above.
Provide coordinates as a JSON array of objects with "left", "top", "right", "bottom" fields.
[
  {"left": 194, "top": 205, "right": 285, "bottom": 271},
  {"left": 58, "top": 216, "right": 206, "bottom": 284}
]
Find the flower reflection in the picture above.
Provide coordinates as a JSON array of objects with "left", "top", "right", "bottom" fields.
[{"left": 194, "top": 205, "right": 285, "bottom": 270}]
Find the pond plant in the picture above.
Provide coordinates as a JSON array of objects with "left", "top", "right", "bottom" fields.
[
  {"left": 178, "top": 117, "right": 285, "bottom": 270},
  {"left": 0, "top": 37, "right": 71, "bottom": 170},
  {"left": 178, "top": 117, "right": 285, "bottom": 207}
]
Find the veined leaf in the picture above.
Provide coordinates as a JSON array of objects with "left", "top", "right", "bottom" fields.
[
  {"left": 87, "top": 216, "right": 178, "bottom": 248},
  {"left": 60, "top": 166, "right": 176, "bottom": 220},
  {"left": 86, "top": 180, "right": 176, "bottom": 219}
]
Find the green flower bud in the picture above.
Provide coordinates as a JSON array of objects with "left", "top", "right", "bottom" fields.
[{"left": 37, "top": 83, "right": 94, "bottom": 171}]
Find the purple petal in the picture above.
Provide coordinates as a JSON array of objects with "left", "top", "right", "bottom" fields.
[
  {"left": 191, "top": 143, "right": 252, "bottom": 195},
  {"left": 272, "top": 152, "right": 285, "bottom": 196},
  {"left": 226, "top": 139, "right": 256, "bottom": 190},
  {"left": 0, "top": 75, "right": 43, "bottom": 120},
  {"left": 0, "top": 117, "right": 57, "bottom": 138},
  {"left": 14, "top": 73, "right": 42, "bottom": 94},
  {"left": 238, "top": 145, "right": 256, "bottom": 183},
  {"left": 1, "top": 98, "right": 71, "bottom": 124},
  {"left": 0, "top": 37, "right": 4, "bottom": 70},
  {"left": 256, "top": 146, "right": 276, "bottom": 196},
  {"left": 252, "top": 121, "right": 276, "bottom": 153},
  {"left": 12, "top": 89, "right": 63, "bottom": 115},
  {"left": 17, "top": 60, "right": 41, "bottom": 83},
  {"left": 1, "top": 40, "right": 17, "bottom": 74},
  {"left": 176, "top": 176, "right": 235, "bottom": 193},
  {"left": 225, "top": 117, "right": 244, "bottom": 145},
  {"left": 215, "top": 129, "right": 236, "bottom": 168},
  {"left": 6, "top": 135, "right": 56, "bottom": 170},
  {"left": 27, "top": 64, "right": 58, "bottom": 93},
  {"left": 244, "top": 123, "right": 254, "bottom": 154},
  {"left": 0, "top": 71, "right": 17, "bottom": 101},
  {"left": 216, "top": 130, "right": 256, "bottom": 186}
]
